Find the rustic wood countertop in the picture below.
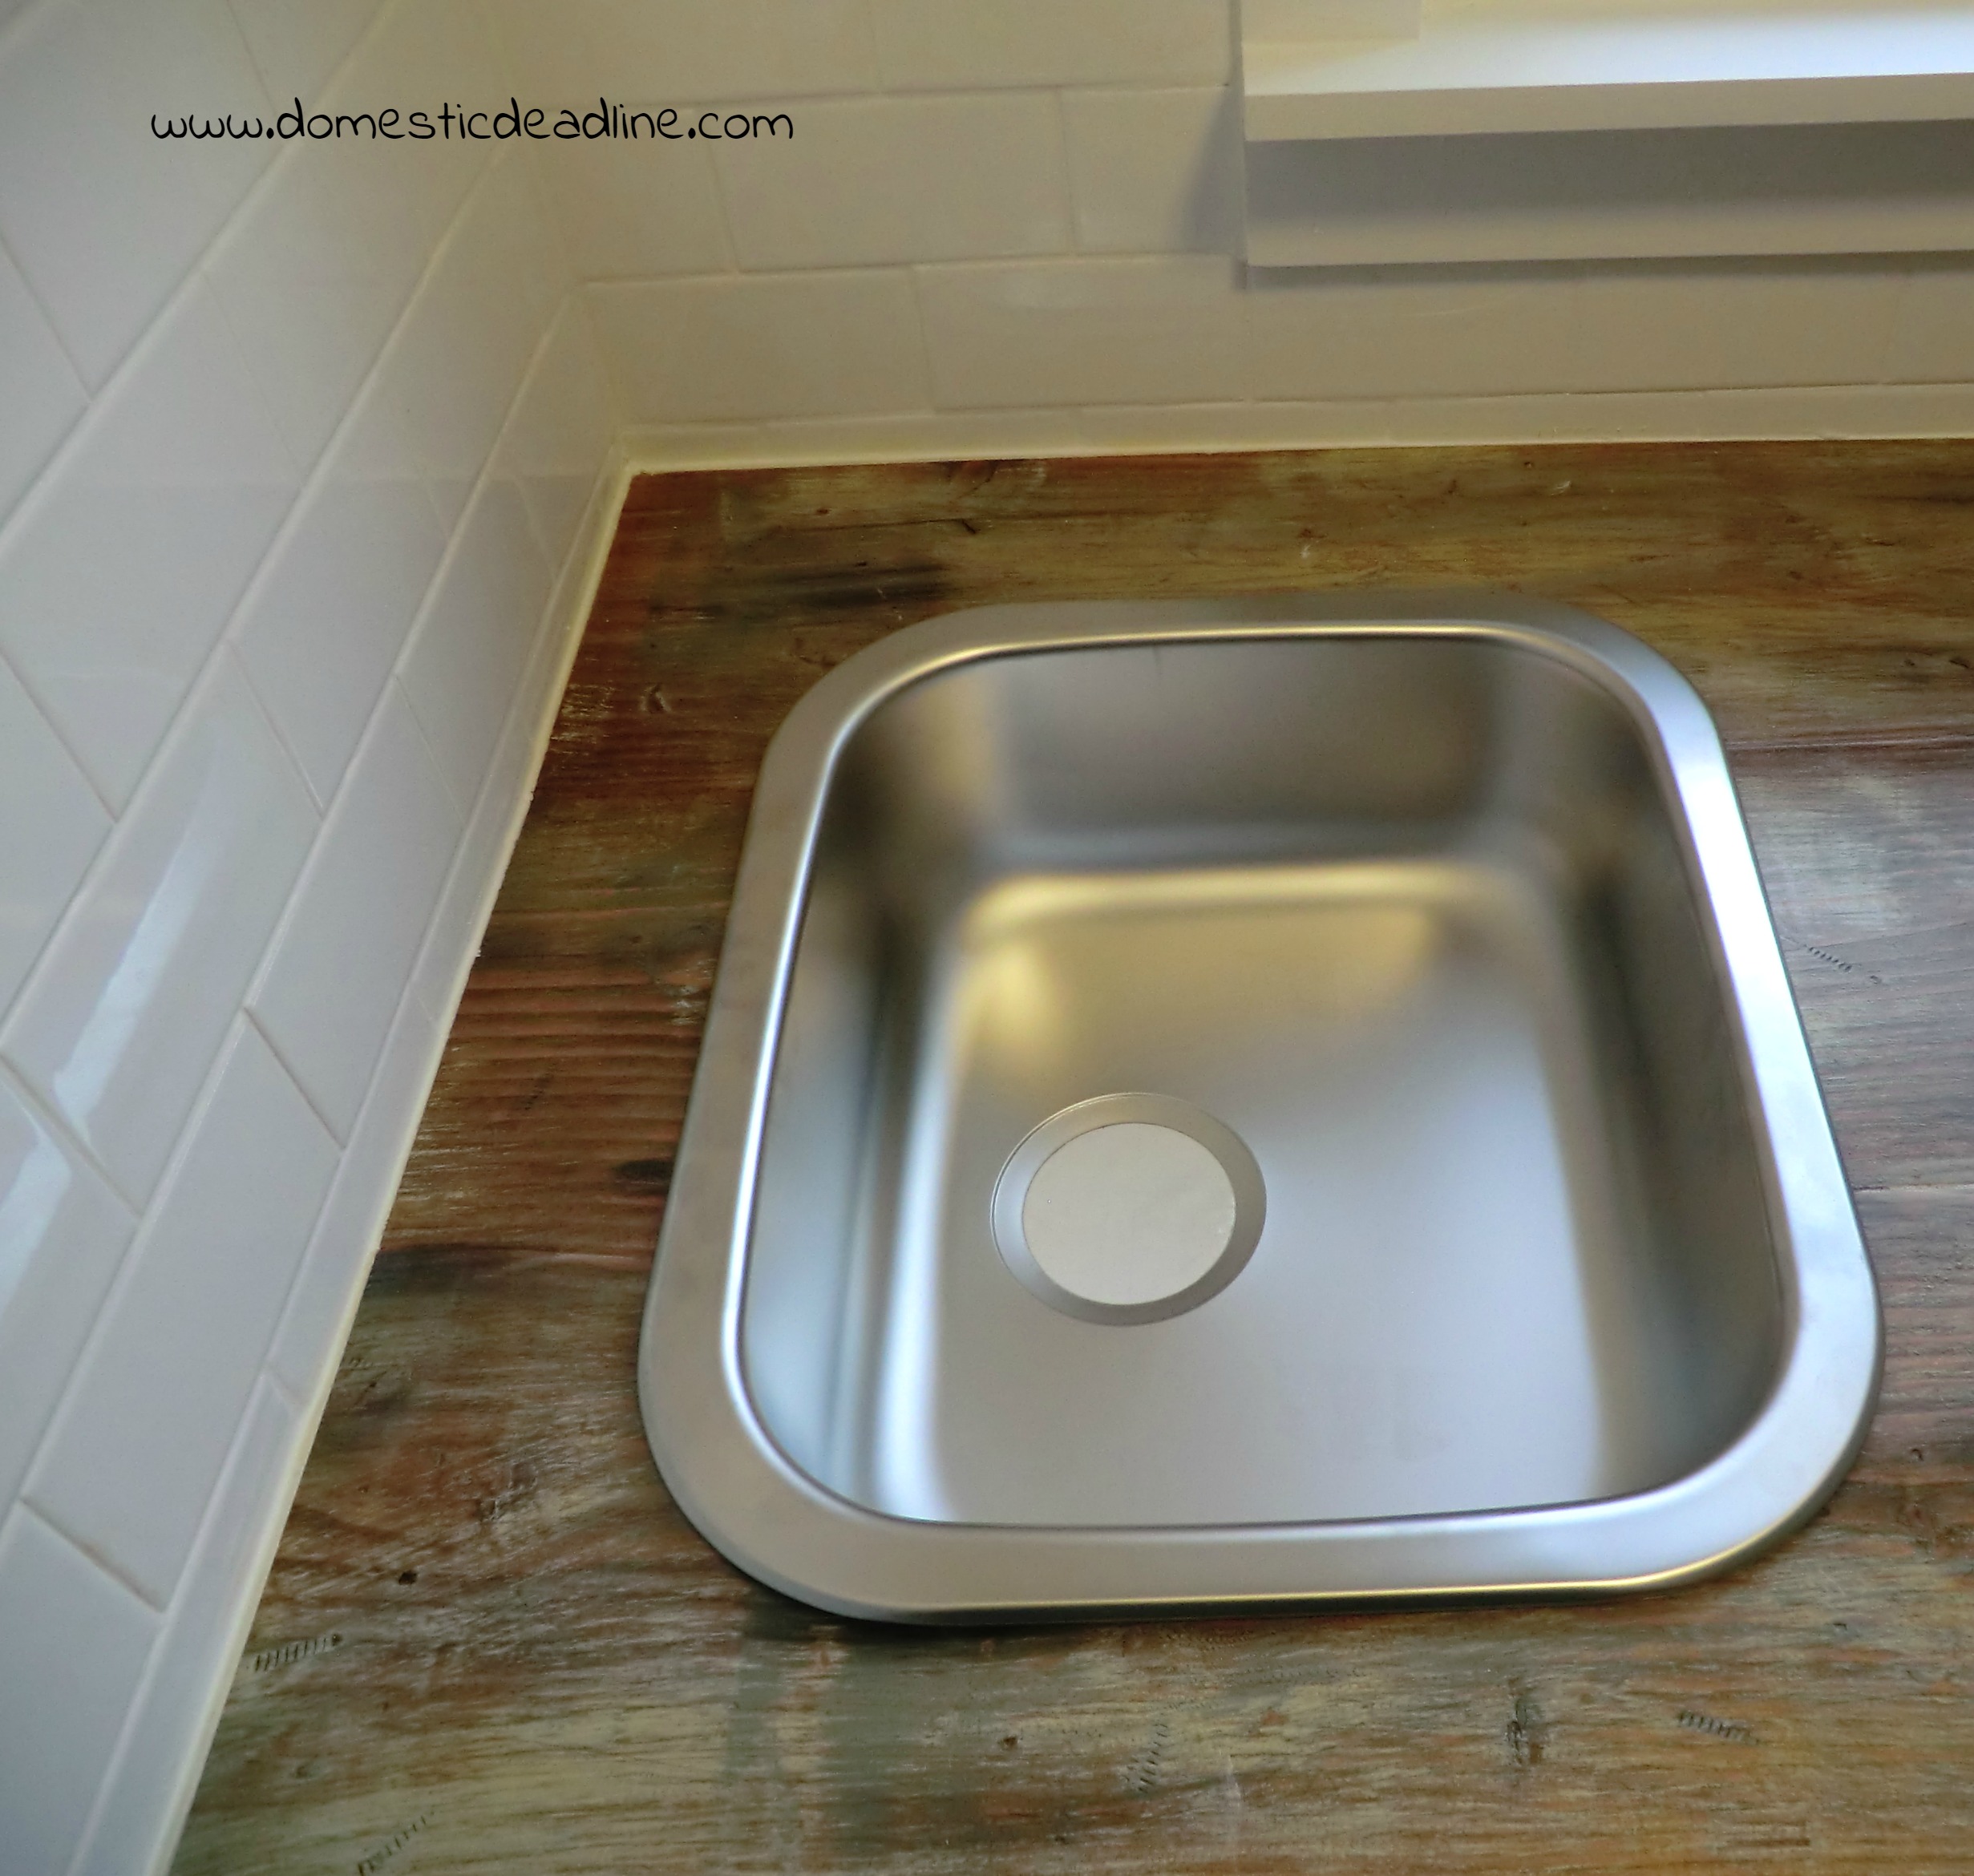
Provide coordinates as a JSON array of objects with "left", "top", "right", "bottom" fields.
[{"left": 178, "top": 445, "right": 1974, "bottom": 1875}]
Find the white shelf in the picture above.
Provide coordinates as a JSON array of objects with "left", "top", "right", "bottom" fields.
[
  {"left": 1243, "top": 0, "right": 1974, "bottom": 141},
  {"left": 1243, "top": 116, "right": 1974, "bottom": 263}
]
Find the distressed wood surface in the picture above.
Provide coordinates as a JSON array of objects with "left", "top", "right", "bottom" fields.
[{"left": 177, "top": 445, "right": 1974, "bottom": 1875}]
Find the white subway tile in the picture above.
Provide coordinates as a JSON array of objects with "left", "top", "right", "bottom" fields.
[
  {"left": 715, "top": 92, "right": 1071, "bottom": 271},
  {"left": 234, "top": 379, "right": 449, "bottom": 807},
  {"left": 0, "top": 240, "right": 87, "bottom": 520},
  {"left": 872, "top": 0, "right": 1231, "bottom": 90},
  {"left": 1, "top": 655, "right": 318, "bottom": 1206},
  {"left": 1576, "top": 260, "right": 1905, "bottom": 393},
  {"left": 250, "top": 682, "right": 462, "bottom": 1138},
  {"left": 202, "top": 119, "right": 436, "bottom": 473},
  {"left": 1886, "top": 262, "right": 1974, "bottom": 382},
  {"left": 531, "top": 132, "right": 731, "bottom": 280},
  {"left": 25, "top": 1024, "right": 334, "bottom": 1607},
  {"left": 0, "top": 277, "right": 299, "bottom": 811},
  {"left": 71, "top": 1376, "right": 298, "bottom": 1876},
  {"left": 0, "top": 1073, "right": 136, "bottom": 1511},
  {"left": 498, "top": 298, "right": 615, "bottom": 574},
  {"left": 0, "top": 656, "right": 109, "bottom": 1009},
  {"left": 1245, "top": 267, "right": 1585, "bottom": 402},
  {"left": 589, "top": 270, "right": 930, "bottom": 423},
  {"left": 267, "top": 987, "right": 439, "bottom": 1401},
  {"left": 0, "top": 0, "right": 274, "bottom": 387},
  {"left": 390, "top": 154, "right": 564, "bottom": 528},
  {"left": 1062, "top": 87, "right": 1240, "bottom": 255},
  {"left": 482, "top": 0, "right": 878, "bottom": 106},
  {"left": 916, "top": 254, "right": 1247, "bottom": 408},
  {"left": 225, "top": 0, "right": 382, "bottom": 103},
  {"left": 398, "top": 476, "right": 553, "bottom": 813},
  {"left": 0, "top": 1509, "right": 159, "bottom": 1876}
]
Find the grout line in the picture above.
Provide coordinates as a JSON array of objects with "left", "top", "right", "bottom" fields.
[
  {"left": 0, "top": 219, "right": 92, "bottom": 432},
  {"left": 532, "top": 78, "right": 1238, "bottom": 113},
  {"left": 242, "top": 1009, "right": 345, "bottom": 1148},
  {"left": 699, "top": 107, "right": 746, "bottom": 276},
  {"left": 1046, "top": 86, "right": 1081, "bottom": 256},
  {"left": 609, "top": 382, "right": 1974, "bottom": 474},
  {"left": 0, "top": 1053, "right": 133, "bottom": 1233},
  {"left": 16, "top": 1497, "right": 166, "bottom": 1616},
  {"left": 0, "top": 632, "right": 113, "bottom": 829}
]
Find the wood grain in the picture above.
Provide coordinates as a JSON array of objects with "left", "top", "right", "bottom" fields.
[{"left": 177, "top": 444, "right": 1974, "bottom": 1875}]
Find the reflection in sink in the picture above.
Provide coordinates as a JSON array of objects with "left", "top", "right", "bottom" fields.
[{"left": 641, "top": 596, "right": 1878, "bottom": 1620}]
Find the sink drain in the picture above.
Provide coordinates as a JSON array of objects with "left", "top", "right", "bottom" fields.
[{"left": 992, "top": 1094, "right": 1265, "bottom": 1324}]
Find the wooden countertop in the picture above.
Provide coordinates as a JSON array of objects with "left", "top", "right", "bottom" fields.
[{"left": 178, "top": 445, "right": 1974, "bottom": 1875}]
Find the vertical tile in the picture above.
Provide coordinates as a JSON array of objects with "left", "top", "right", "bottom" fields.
[
  {"left": 387, "top": 154, "right": 564, "bottom": 527},
  {"left": 0, "top": 0, "right": 275, "bottom": 387},
  {"left": 915, "top": 254, "right": 1247, "bottom": 408},
  {"left": 872, "top": 0, "right": 1231, "bottom": 89},
  {"left": 71, "top": 1377, "right": 299, "bottom": 1876},
  {"left": 224, "top": 0, "right": 382, "bottom": 103},
  {"left": 480, "top": 0, "right": 878, "bottom": 105},
  {"left": 398, "top": 477, "right": 553, "bottom": 812},
  {"left": 1576, "top": 259, "right": 1905, "bottom": 393},
  {"left": 1062, "top": 87, "right": 1242, "bottom": 255},
  {"left": 1245, "top": 265, "right": 1585, "bottom": 401},
  {"left": 0, "top": 238, "right": 87, "bottom": 521},
  {"left": 587, "top": 271, "right": 931, "bottom": 424},
  {"left": 24, "top": 1024, "right": 336, "bottom": 1607},
  {"left": 0, "top": 1073, "right": 136, "bottom": 1511},
  {"left": 530, "top": 131, "right": 732, "bottom": 281},
  {"left": 0, "top": 654, "right": 110, "bottom": 1009},
  {"left": 249, "top": 683, "right": 463, "bottom": 1139},
  {"left": 233, "top": 378, "right": 450, "bottom": 807},
  {"left": 267, "top": 986, "right": 439, "bottom": 1401},
  {"left": 715, "top": 93, "right": 1071, "bottom": 271},
  {"left": 497, "top": 298, "right": 616, "bottom": 574},
  {"left": 0, "top": 1510, "right": 159, "bottom": 1876},
  {"left": 0, "top": 277, "right": 299, "bottom": 811},
  {"left": 1, "top": 655, "right": 318, "bottom": 1206}
]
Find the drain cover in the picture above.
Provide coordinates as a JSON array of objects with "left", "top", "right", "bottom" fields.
[{"left": 992, "top": 1094, "right": 1265, "bottom": 1325}]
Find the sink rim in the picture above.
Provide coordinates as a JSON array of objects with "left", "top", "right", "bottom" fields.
[{"left": 637, "top": 591, "right": 1881, "bottom": 1621}]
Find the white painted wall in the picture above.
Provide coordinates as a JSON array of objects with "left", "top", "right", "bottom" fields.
[
  {"left": 2, "top": 2, "right": 1972, "bottom": 1871},
  {"left": 0, "top": 3, "right": 616, "bottom": 1871}
]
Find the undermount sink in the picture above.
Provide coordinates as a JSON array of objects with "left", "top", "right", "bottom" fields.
[{"left": 638, "top": 594, "right": 1879, "bottom": 1620}]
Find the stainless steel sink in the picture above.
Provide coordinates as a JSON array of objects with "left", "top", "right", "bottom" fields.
[{"left": 638, "top": 594, "right": 1879, "bottom": 1620}]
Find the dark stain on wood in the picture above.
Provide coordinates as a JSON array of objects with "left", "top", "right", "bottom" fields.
[
  {"left": 177, "top": 444, "right": 1974, "bottom": 1874},
  {"left": 1507, "top": 1683, "right": 1548, "bottom": 1767},
  {"left": 1679, "top": 1709, "right": 1759, "bottom": 1745}
]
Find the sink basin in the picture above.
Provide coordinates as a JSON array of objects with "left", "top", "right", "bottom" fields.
[{"left": 638, "top": 594, "right": 1879, "bottom": 1620}]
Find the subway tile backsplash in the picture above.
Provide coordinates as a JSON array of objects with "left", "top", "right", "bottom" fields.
[{"left": 0, "top": 5, "right": 615, "bottom": 1870}]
